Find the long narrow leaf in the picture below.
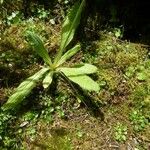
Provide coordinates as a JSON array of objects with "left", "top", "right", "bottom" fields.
[
  {"left": 2, "top": 68, "right": 49, "bottom": 111},
  {"left": 57, "top": 64, "right": 98, "bottom": 76},
  {"left": 68, "top": 75, "right": 100, "bottom": 92},
  {"left": 26, "top": 31, "right": 52, "bottom": 66},
  {"left": 54, "top": 0, "right": 85, "bottom": 63},
  {"left": 42, "top": 71, "right": 53, "bottom": 89},
  {"left": 56, "top": 44, "right": 80, "bottom": 67}
]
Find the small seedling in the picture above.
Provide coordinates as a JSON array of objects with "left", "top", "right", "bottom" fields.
[
  {"left": 114, "top": 122, "right": 127, "bottom": 142},
  {"left": 129, "top": 110, "right": 148, "bottom": 132},
  {"left": 6, "top": 11, "right": 22, "bottom": 25},
  {"left": 37, "top": 7, "right": 50, "bottom": 19}
]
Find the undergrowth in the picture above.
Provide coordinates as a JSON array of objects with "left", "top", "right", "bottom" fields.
[{"left": 0, "top": 3, "right": 150, "bottom": 150}]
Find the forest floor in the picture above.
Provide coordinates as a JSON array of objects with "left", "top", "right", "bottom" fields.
[{"left": 0, "top": 5, "right": 150, "bottom": 150}]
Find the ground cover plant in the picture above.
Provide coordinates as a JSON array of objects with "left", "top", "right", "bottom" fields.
[{"left": 0, "top": 0, "right": 150, "bottom": 149}]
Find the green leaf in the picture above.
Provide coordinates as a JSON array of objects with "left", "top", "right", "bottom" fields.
[
  {"left": 125, "top": 66, "right": 136, "bottom": 78},
  {"left": 43, "top": 71, "right": 53, "bottom": 89},
  {"left": 68, "top": 75, "right": 100, "bottom": 92},
  {"left": 54, "top": 0, "right": 85, "bottom": 63},
  {"left": 2, "top": 68, "right": 49, "bottom": 111},
  {"left": 60, "top": 0, "right": 85, "bottom": 50},
  {"left": 136, "top": 72, "right": 148, "bottom": 81},
  {"left": 0, "top": 0, "right": 3, "bottom": 4},
  {"left": 26, "top": 31, "right": 52, "bottom": 66},
  {"left": 57, "top": 64, "right": 98, "bottom": 76},
  {"left": 56, "top": 44, "right": 80, "bottom": 67}
]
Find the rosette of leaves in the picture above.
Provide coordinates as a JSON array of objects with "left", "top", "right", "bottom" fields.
[{"left": 2, "top": 0, "right": 100, "bottom": 111}]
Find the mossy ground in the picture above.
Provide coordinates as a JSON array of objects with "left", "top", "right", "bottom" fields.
[{"left": 0, "top": 7, "right": 150, "bottom": 150}]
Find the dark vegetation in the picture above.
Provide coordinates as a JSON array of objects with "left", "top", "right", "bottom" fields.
[
  {"left": 0, "top": 0, "right": 150, "bottom": 149},
  {"left": 81, "top": 0, "right": 150, "bottom": 43}
]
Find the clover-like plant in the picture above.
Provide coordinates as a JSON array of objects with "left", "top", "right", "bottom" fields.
[{"left": 2, "top": 0, "right": 100, "bottom": 111}]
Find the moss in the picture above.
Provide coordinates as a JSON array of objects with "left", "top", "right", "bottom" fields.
[
  {"left": 1, "top": 25, "right": 28, "bottom": 52},
  {"left": 90, "top": 32, "right": 150, "bottom": 107},
  {"left": 115, "top": 51, "right": 139, "bottom": 70},
  {"left": 23, "top": 124, "right": 73, "bottom": 150},
  {"left": 33, "top": 133, "right": 72, "bottom": 150},
  {"left": 98, "top": 69, "right": 121, "bottom": 91},
  {"left": 1, "top": 19, "right": 60, "bottom": 53}
]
